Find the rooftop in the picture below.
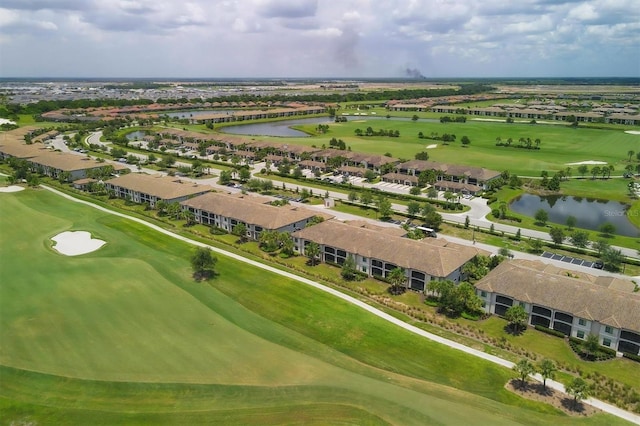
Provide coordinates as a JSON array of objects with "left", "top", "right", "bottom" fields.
[{"left": 475, "top": 259, "right": 640, "bottom": 332}]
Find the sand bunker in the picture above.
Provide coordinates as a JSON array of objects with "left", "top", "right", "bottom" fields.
[
  {"left": 625, "top": 130, "right": 640, "bottom": 135},
  {"left": 0, "top": 185, "right": 25, "bottom": 193},
  {"left": 51, "top": 231, "right": 106, "bottom": 256},
  {"left": 426, "top": 144, "right": 438, "bottom": 149},
  {"left": 565, "top": 160, "right": 607, "bottom": 166}
]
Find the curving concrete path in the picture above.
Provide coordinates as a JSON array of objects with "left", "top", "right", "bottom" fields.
[{"left": 39, "top": 184, "right": 640, "bottom": 425}]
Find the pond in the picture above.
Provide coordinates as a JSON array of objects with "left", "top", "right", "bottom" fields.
[
  {"left": 221, "top": 116, "right": 440, "bottom": 137},
  {"left": 126, "top": 130, "right": 147, "bottom": 141},
  {"left": 222, "top": 117, "right": 334, "bottom": 137},
  {"left": 509, "top": 194, "right": 639, "bottom": 237}
]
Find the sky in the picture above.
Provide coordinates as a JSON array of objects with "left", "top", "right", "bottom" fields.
[{"left": 0, "top": 0, "right": 639, "bottom": 79}]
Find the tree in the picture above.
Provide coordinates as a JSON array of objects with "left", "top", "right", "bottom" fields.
[
  {"left": 348, "top": 191, "right": 358, "bottom": 202},
  {"left": 592, "top": 239, "right": 610, "bottom": 255},
  {"left": 591, "top": 166, "right": 601, "bottom": 179},
  {"left": 569, "top": 230, "right": 589, "bottom": 248},
  {"left": 218, "top": 169, "right": 232, "bottom": 185},
  {"left": 405, "top": 200, "right": 421, "bottom": 216},
  {"left": 305, "top": 242, "right": 321, "bottom": 266},
  {"left": 238, "top": 167, "right": 251, "bottom": 182},
  {"left": 409, "top": 186, "right": 422, "bottom": 196},
  {"left": 577, "top": 164, "right": 588, "bottom": 178},
  {"left": 461, "top": 135, "right": 471, "bottom": 146},
  {"left": 600, "top": 247, "right": 624, "bottom": 272},
  {"left": 566, "top": 377, "right": 590, "bottom": 410},
  {"left": 181, "top": 209, "right": 195, "bottom": 226},
  {"left": 583, "top": 334, "right": 600, "bottom": 357},
  {"left": 534, "top": 209, "right": 548, "bottom": 226},
  {"left": 279, "top": 233, "right": 295, "bottom": 256},
  {"left": 566, "top": 215, "right": 577, "bottom": 230},
  {"left": 232, "top": 223, "right": 248, "bottom": 243},
  {"left": 464, "top": 215, "right": 470, "bottom": 229},
  {"left": 549, "top": 226, "right": 565, "bottom": 245},
  {"left": 387, "top": 267, "right": 406, "bottom": 294},
  {"left": 259, "top": 229, "right": 280, "bottom": 252},
  {"left": 411, "top": 114, "right": 419, "bottom": 121},
  {"left": 512, "top": 359, "right": 535, "bottom": 388},
  {"left": 528, "top": 238, "right": 544, "bottom": 253},
  {"left": 360, "top": 191, "right": 373, "bottom": 206},
  {"left": 414, "top": 151, "right": 429, "bottom": 160},
  {"left": 423, "top": 211, "right": 443, "bottom": 231},
  {"left": 505, "top": 305, "right": 528, "bottom": 334},
  {"left": 167, "top": 202, "right": 182, "bottom": 219},
  {"left": 377, "top": 196, "right": 393, "bottom": 219},
  {"left": 190, "top": 246, "right": 217, "bottom": 280},
  {"left": 599, "top": 222, "right": 616, "bottom": 237},
  {"left": 341, "top": 255, "right": 357, "bottom": 280},
  {"left": 364, "top": 169, "right": 377, "bottom": 182},
  {"left": 538, "top": 359, "right": 557, "bottom": 391},
  {"left": 628, "top": 150, "right": 635, "bottom": 162}
]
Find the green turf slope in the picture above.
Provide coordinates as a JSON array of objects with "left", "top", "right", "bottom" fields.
[{"left": 0, "top": 188, "right": 629, "bottom": 425}]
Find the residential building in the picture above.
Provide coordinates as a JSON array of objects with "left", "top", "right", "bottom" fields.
[
  {"left": 292, "top": 219, "right": 486, "bottom": 290},
  {"left": 180, "top": 192, "right": 333, "bottom": 239},
  {"left": 475, "top": 260, "right": 640, "bottom": 355},
  {"left": 105, "top": 173, "right": 211, "bottom": 207}
]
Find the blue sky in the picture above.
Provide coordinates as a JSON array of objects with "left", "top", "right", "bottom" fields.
[{"left": 1, "top": 0, "right": 638, "bottom": 78}]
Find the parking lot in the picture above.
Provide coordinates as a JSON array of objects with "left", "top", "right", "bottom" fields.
[{"left": 541, "top": 251, "right": 602, "bottom": 269}]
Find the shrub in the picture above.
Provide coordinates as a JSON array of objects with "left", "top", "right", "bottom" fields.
[
  {"left": 622, "top": 352, "right": 640, "bottom": 363},
  {"left": 535, "top": 325, "right": 565, "bottom": 338}
]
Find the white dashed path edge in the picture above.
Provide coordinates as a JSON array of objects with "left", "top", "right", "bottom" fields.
[{"left": 39, "top": 185, "right": 640, "bottom": 425}]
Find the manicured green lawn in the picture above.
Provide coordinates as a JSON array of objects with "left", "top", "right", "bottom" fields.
[
  {"left": 279, "top": 119, "right": 640, "bottom": 178},
  {"left": 0, "top": 188, "right": 631, "bottom": 425}
]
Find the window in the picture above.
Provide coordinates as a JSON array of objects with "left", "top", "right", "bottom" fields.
[
  {"left": 577, "top": 331, "right": 585, "bottom": 339},
  {"left": 480, "top": 291, "right": 487, "bottom": 298},
  {"left": 578, "top": 319, "right": 586, "bottom": 326},
  {"left": 602, "top": 338, "right": 611, "bottom": 347},
  {"left": 605, "top": 326, "right": 613, "bottom": 334},
  {"left": 519, "top": 302, "right": 526, "bottom": 308}
]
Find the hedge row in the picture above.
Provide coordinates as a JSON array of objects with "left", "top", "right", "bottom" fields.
[
  {"left": 622, "top": 352, "right": 640, "bottom": 363},
  {"left": 534, "top": 325, "right": 565, "bottom": 338}
]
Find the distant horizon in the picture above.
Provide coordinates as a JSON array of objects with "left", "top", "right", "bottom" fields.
[{"left": 2, "top": 76, "right": 640, "bottom": 83}]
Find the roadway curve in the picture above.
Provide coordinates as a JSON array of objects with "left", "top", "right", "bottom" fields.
[{"left": 38, "top": 184, "right": 640, "bottom": 425}]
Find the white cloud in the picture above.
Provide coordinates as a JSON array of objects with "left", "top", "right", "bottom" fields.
[{"left": 0, "top": 0, "right": 638, "bottom": 77}]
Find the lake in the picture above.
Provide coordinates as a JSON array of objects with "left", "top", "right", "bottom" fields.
[
  {"left": 126, "top": 130, "right": 147, "bottom": 141},
  {"left": 222, "top": 117, "right": 334, "bottom": 137},
  {"left": 509, "top": 194, "right": 639, "bottom": 237},
  {"left": 221, "top": 116, "right": 439, "bottom": 137}
]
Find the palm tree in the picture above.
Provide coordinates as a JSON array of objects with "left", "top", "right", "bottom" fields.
[
  {"left": 512, "top": 359, "right": 535, "bottom": 388},
  {"left": 538, "top": 359, "right": 557, "bottom": 391},
  {"left": 387, "top": 267, "right": 406, "bottom": 294},
  {"left": 566, "top": 377, "right": 590, "bottom": 410},
  {"left": 279, "top": 233, "right": 295, "bottom": 256},
  {"left": 305, "top": 242, "right": 321, "bottom": 266},
  {"left": 628, "top": 150, "right": 635, "bottom": 161}
]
